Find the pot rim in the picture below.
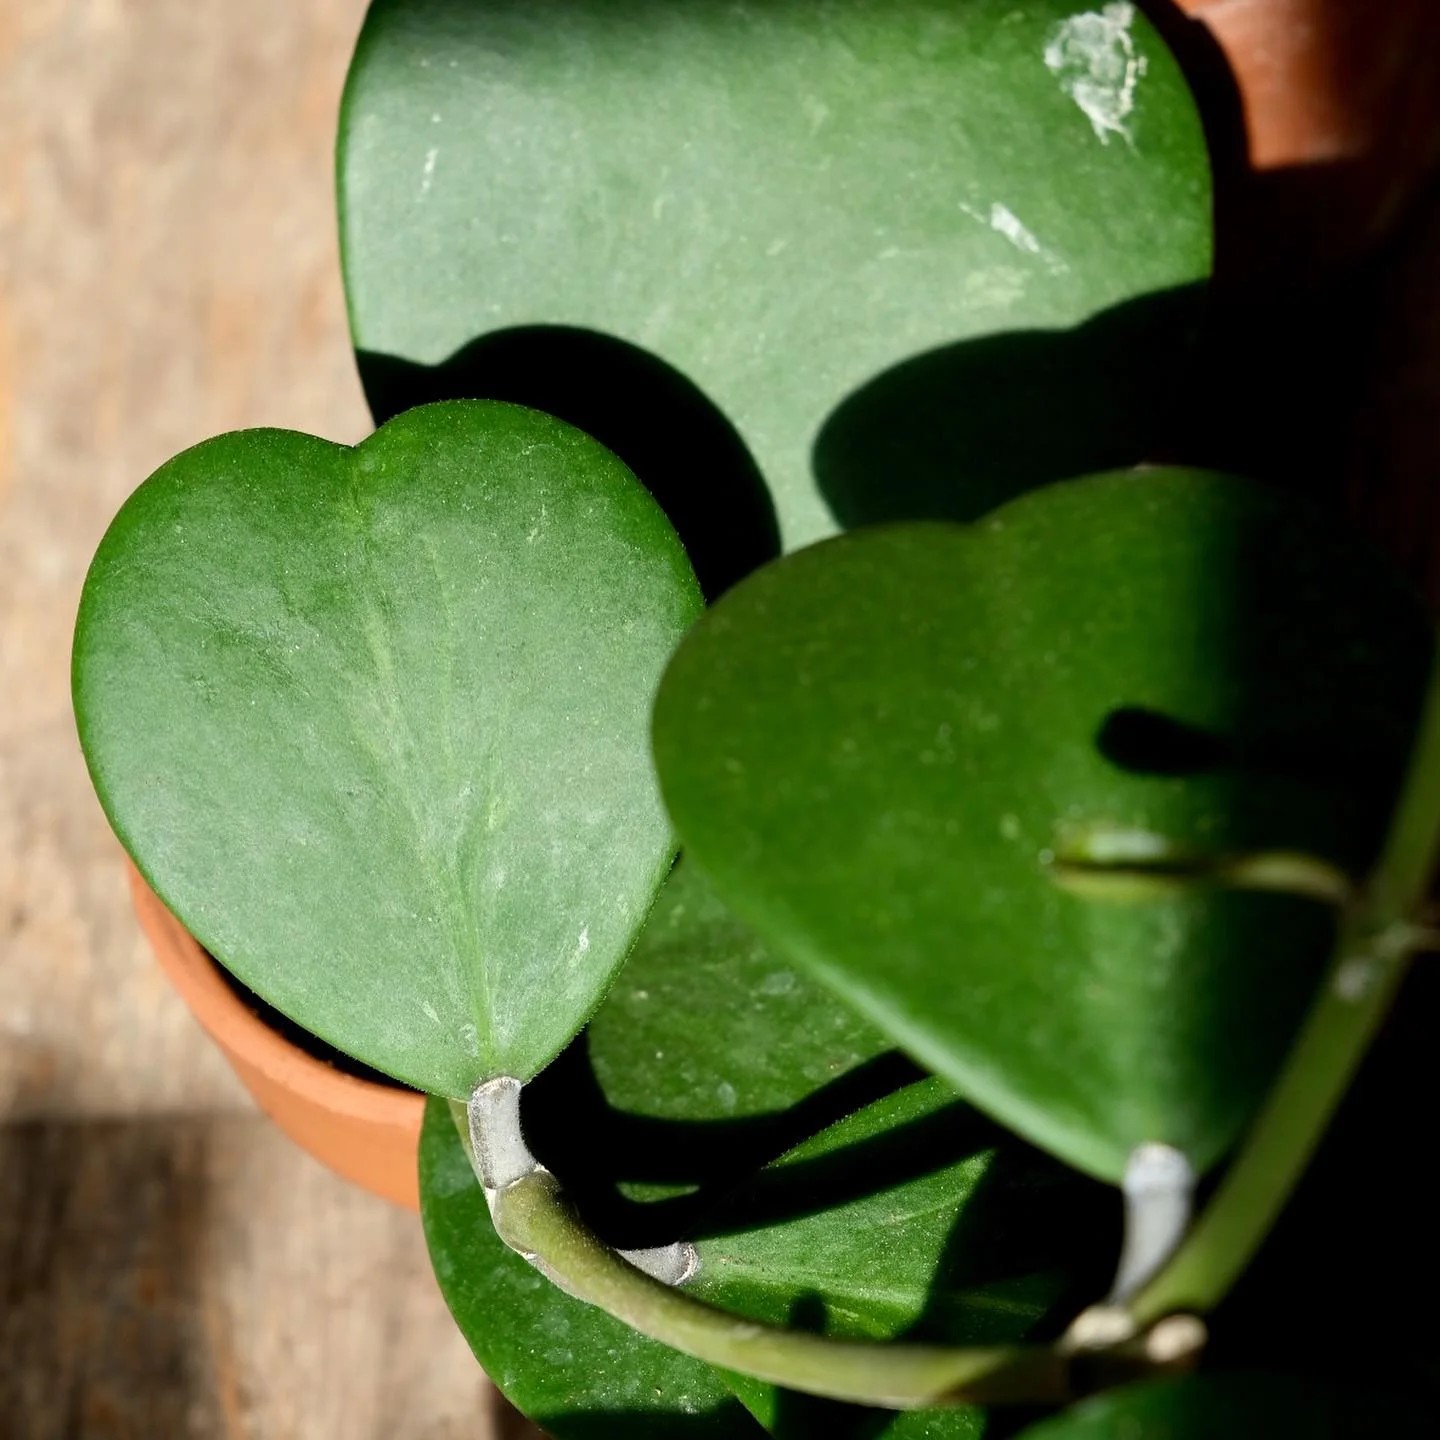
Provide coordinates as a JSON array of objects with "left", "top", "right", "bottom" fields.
[{"left": 126, "top": 860, "right": 425, "bottom": 1132}]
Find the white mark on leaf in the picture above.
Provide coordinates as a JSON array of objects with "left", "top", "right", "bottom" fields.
[
  {"left": 1043, "top": 3, "right": 1147, "bottom": 146},
  {"left": 419, "top": 146, "right": 439, "bottom": 197},
  {"left": 986, "top": 202, "right": 1042, "bottom": 254},
  {"left": 961, "top": 202, "right": 1069, "bottom": 280}
]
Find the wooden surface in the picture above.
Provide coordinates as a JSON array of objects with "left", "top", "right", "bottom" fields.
[
  {"left": 3, "top": 3, "right": 1439, "bottom": 1437},
  {"left": 0, "top": 3, "right": 507, "bottom": 1435}
]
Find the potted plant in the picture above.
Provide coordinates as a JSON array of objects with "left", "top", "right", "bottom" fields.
[{"left": 72, "top": 0, "right": 1440, "bottom": 1435}]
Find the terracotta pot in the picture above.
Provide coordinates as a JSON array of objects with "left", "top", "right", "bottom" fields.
[
  {"left": 127, "top": 863, "right": 425, "bottom": 1208},
  {"left": 1172, "top": 0, "right": 1440, "bottom": 269}
]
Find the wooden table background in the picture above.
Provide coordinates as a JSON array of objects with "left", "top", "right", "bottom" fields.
[
  {"left": 4, "top": 2, "right": 1440, "bottom": 1437},
  {"left": 0, "top": 3, "right": 517, "bottom": 1435}
]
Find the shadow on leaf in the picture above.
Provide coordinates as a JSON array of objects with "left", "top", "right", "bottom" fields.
[
  {"left": 358, "top": 327, "right": 779, "bottom": 600},
  {"left": 812, "top": 285, "right": 1206, "bottom": 529},
  {"left": 523, "top": 1034, "right": 926, "bottom": 1249}
]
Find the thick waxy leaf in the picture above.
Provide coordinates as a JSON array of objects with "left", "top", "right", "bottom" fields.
[
  {"left": 419, "top": 1099, "right": 765, "bottom": 1439},
  {"left": 588, "top": 859, "right": 897, "bottom": 1122},
  {"left": 74, "top": 401, "right": 700, "bottom": 1095},
  {"left": 689, "top": 1078, "right": 1107, "bottom": 1439},
  {"left": 653, "top": 469, "right": 1430, "bottom": 1179},
  {"left": 1016, "top": 1374, "right": 1428, "bottom": 1438},
  {"left": 339, "top": 0, "right": 1210, "bottom": 551},
  {"left": 521, "top": 858, "right": 911, "bottom": 1243},
  {"left": 490, "top": 862, "right": 1101, "bottom": 1439}
]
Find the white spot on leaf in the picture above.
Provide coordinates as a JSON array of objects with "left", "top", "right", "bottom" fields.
[
  {"left": 987, "top": 202, "right": 1042, "bottom": 255},
  {"left": 1043, "top": 3, "right": 1146, "bottom": 146}
]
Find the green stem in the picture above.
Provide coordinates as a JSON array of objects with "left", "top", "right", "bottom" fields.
[
  {"left": 1127, "top": 648, "right": 1440, "bottom": 1329},
  {"left": 495, "top": 1169, "right": 1073, "bottom": 1409},
  {"left": 450, "top": 1102, "right": 1197, "bottom": 1409}
]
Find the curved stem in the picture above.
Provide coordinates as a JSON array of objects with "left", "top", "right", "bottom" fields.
[
  {"left": 1127, "top": 648, "right": 1440, "bottom": 1329},
  {"left": 495, "top": 1169, "right": 1073, "bottom": 1409},
  {"left": 455, "top": 655, "right": 1440, "bottom": 1397},
  {"left": 451, "top": 1102, "right": 1198, "bottom": 1409}
]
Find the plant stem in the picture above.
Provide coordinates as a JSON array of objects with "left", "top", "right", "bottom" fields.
[
  {"left": 451, "top": 1102, "right": 1197, "bottom": 1409},
  {"left": 457, "top": 655, "right": 1440, "bottom": 1399},
  {"left": 494, "top": 1168, "right": 1074, "bottom": 1409},
  {"left": 1126, "top": 648, "right": 1440, "bottom": 1329}
]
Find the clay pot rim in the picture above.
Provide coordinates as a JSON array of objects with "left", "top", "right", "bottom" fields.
[{"left": 127, "top": 860, "right": 426, "bottom": 1131}]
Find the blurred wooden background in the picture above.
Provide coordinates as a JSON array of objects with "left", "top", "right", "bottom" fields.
[
  {"left": 3, "top": 1, "right": 1439, "bottom": 1437},
  {"left": 0, "top": 2, "right": 502, "bottom": 1435}
]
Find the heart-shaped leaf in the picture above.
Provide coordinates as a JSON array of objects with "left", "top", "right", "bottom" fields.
[
  {"left": 653, "top": 469, "right": 1430, "bottom": 1179},
  {"left": 419, "top": 1098, "right": 765, "bottom": 1440},
  {"left": 1015, "top": 1374, "right": 1428, "bottom": 1438},
  {"left": 339, "top": 0, "right": 1210, "bottom": 548},
  {"left": 74, "top": 400, "right": 700, "bottom": 1095}
]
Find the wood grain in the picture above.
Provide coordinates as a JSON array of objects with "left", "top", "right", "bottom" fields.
[
  {"left": 0, "top": 1115, "right": 497, "bottom": 1439},
  {"left": 2, "top": 2, "right": 1438, "bottom": 1436},
  {"left": 0, "top": 3, "right": 518, "bottom": 1435}
]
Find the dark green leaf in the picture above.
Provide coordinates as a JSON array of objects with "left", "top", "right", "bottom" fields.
[
  {"left": 419, "top": 1098, "right": 766, "bottom": 1439},
  {"left": 521, "top": 858, "right": 913, "bottom": 1241},
  {"left": 688, "top": 1078, "right": 1107, "bottom": 1439},
  {"left": 74, "top": 400, "right": 700, "bottom": 1095},
  {"left": 522, "top": 862, "right": 1103, "bottom": 1439},
  {"left": 339, "top": 0, "right": 1210, "bottom": 552},
  {"left": 589, "top": 859, "right": 898, "bottom": 1123},
  {"left": 1015, "top": 1373, "right": 1429, "bottom": 1438},
  {"left": 653, "top": 469, "right": 1430, "bottom": 1179}
]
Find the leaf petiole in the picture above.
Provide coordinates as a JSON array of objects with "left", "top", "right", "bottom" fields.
[
  {"left": 455, "top": 1098, "right": 1198, "bottom": 1409},
  {"left": 1124, "top": 646, "right": 1440, "bottom": 1330}
]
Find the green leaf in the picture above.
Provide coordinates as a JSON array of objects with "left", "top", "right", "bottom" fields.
[
  {"left": 419, "top": 1098, "right": 766, "bottom": 1439},
  {"left": 588, "top": 859, "right": 898, "bottom": 1123},
  {"left": 687, "top": 1078, "right": 1107, "bottom": 1439},
  {"left": 339, "top": 0, "right": 1210, "bottom": 552},
  {"left": 1015, "top": 1374, "right": 1429, "bottom": 1438},
  {"left": 521, "top": 861, "right": 1101, "bottom": 1439},
  {"left": 653, "top": 469, "right": 1430, "bottom": 1180},
  {"left": 74, "top": 400, "right": 701, "bottom": 1095},
  {"left": 520, "top": 857, "right": 912, "bottom": 1242}
]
